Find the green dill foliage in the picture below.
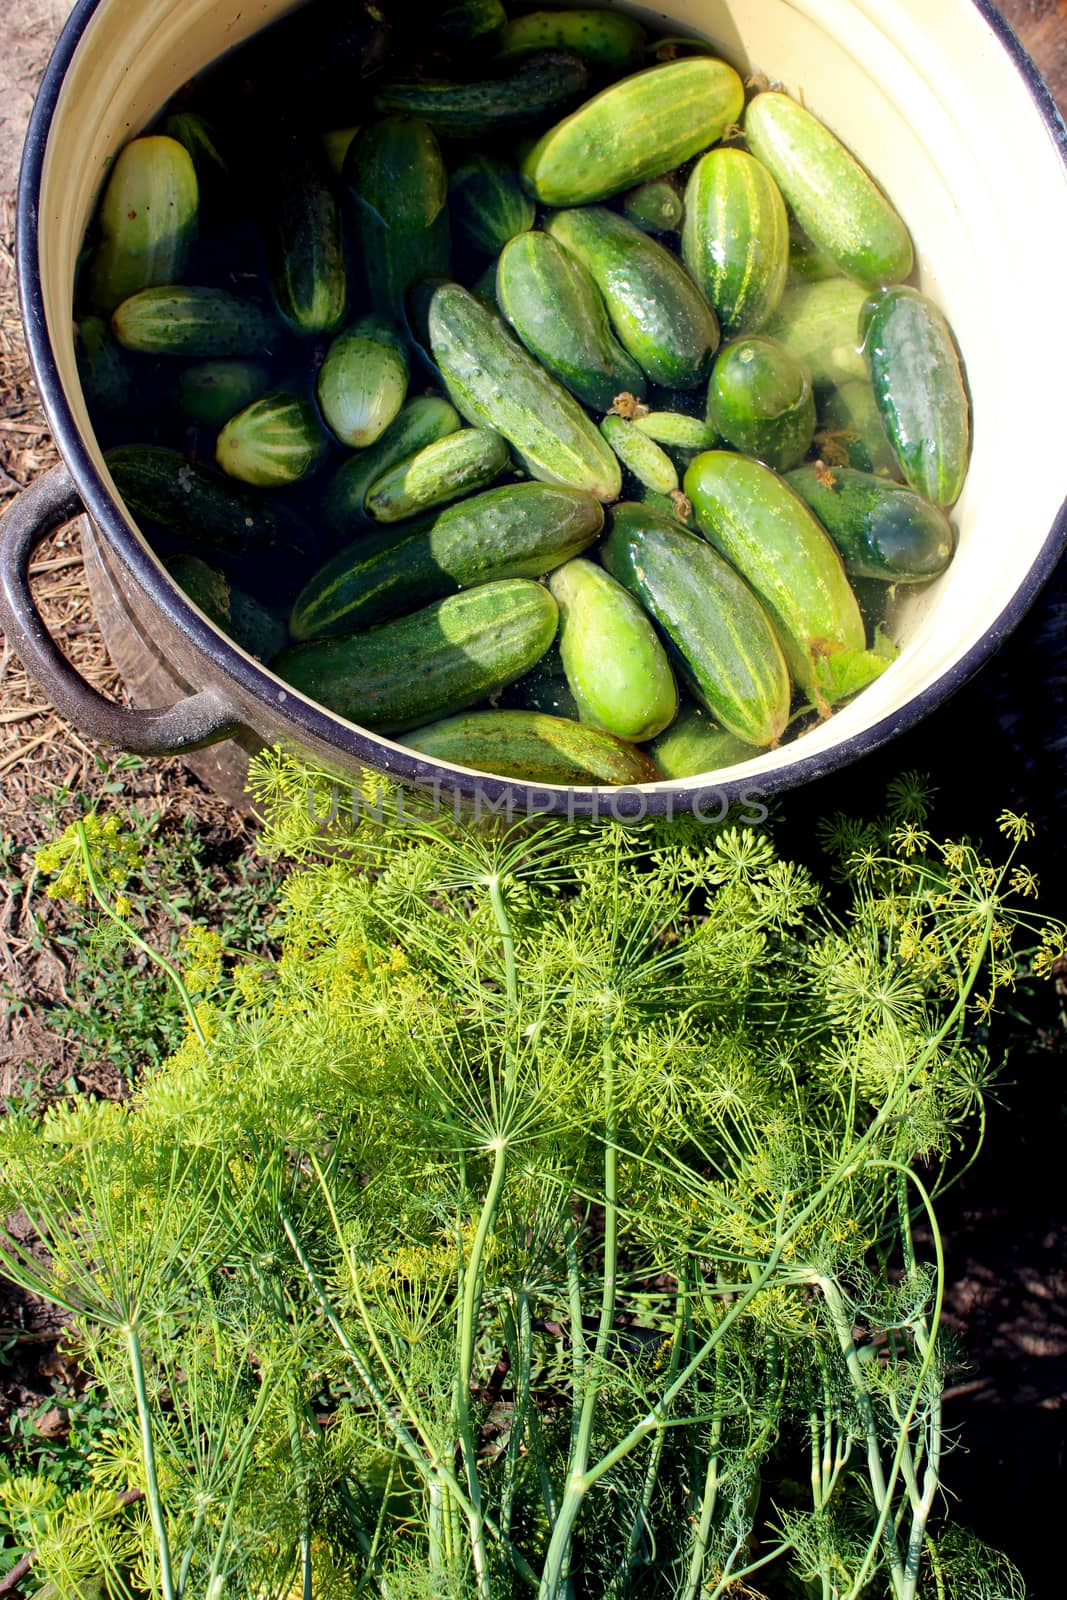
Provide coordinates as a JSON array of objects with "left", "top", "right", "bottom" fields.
[{"left": 1, "top": 759, "right": 1060, "bottom": 1599}]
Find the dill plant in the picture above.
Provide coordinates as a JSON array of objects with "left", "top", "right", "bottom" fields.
[{"left": 0, "top": 756, "right": 1059, "bottom": 1599}]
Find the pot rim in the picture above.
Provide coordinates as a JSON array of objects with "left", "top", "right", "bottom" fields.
[{"left": 15, "top": 0, "right": 1067, "bottom": 817}]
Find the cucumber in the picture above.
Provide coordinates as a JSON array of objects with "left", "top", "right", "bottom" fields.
[
  {"left": 76, "top": 317, "right": 136, "bottom": 418},
  {"left": 345, "top": 117, "right": 447, "bottom": 232},
  {"left": 322, "top": 395, "right": 462, "bottom": 532},
  {"left": 273, "top": 578, "right": 559, "bottom": 732},
  {"left": 375, "top": 50, "right": 589, "bottom": 139},
  {"left": 292, "top": 481, "right": 603, "bottom": 639},
  {"left": 546, "top": 208, "right": 719, "bottom": 390},
  {"left": 601, "top": 502, "right": 791, "bottom": 748},
  {"left": 865, "top": 286, "right": 971, "bottom": 507},
  {"left": 364, "top": 427, "right": 510, "bottom": 522},
  {"left": 358, "top": 207, "right": 452, "bottom": 323},
  {"left": 622, "top": 177, "right": 684, "bottom": 236},
  {"left": 166, "top": 554, "right": 287, "bottom": 659},
  {"left": 683, "top": 452, "right": 883, "bottom": 708},
  {"left": 428, "top": 282, "right": 622, "bottom": 501},
  {"left": 550, "top": 558, "right": 677, "bottom": 742},
  {"left": 705, "top": 335, "right": 815, "bottom": 473},
  {"left": 496, "top": 9, "right": 647, "bottom": 73},
  {"left": 449, "top": 156, "right": 536, "bottom": 257},
  {"left": 786, "top": 463, "right": 956, "bottom": 583},
  {"left": 316, "top": 321, "right": 409, "bottom": 449},
  {"left": 112, "top": 286, "right": 277, "bottom": 359},
  {"left": 682, "top": 149, "right": 789, "bottom": 338},
  {"left": 84, "top": 136, "right": 198, "bottom": 317},
  {"left": 265, "top": 154, "right": 347, "bottom": 335},
  {"left": 162, "top": 113, "right": 229, "bottom": 208},
  {"left": 216, "top": 392, "right": 331, "bottom": 487},
  {"left": 647, "top": 703, "right": 763, "bottom": 779},
  {"left": 435, "top": 1, "right": 507, "bottom": 45},
  {"left": 496, "top": 230, "right": 646, "bottom": 414},
  {"left": 744, "top": 93, "right": 914, "bottom": 288},
  {"left": 174, "top": 361, "right": 272, "bottom": 428},
  {"left": 322, "top": 125, "right": 360, "bottom": 178},
  {"left": 600, "top": 415, "right": 678, "bottom": 494},
  {"left": 816, "top": 380, "right": 900, "bottom": 477},
  {"left": 403, "top": 710, "right": 661, "bottom": 786},
  {"left": 634, "top": 412, "right": 717, "bottom": 452},
  {"left": 521, "top": 58, "right": 745, "bottom": 206},
  {"left": 105, "top": 445, "right": 281, "bottom": 549},
  {"left": 763, "top": 278, "right": 869, "bottom": 390}
]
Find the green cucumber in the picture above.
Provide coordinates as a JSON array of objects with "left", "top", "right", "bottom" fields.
[
  {"left": 816, "top": 380, "right": 900, "bottom": 477},
  {"left": 76, "top": 317, "right": 136, "bottom": 417},
  {"left": 403, "top": 710, "right": 661, "bottom": 786},
  {"left": 428, "top": 281, "right": 622, "bottom": 501},
  {"left": 105, "top": 445, "right": 280, "bottom": 549},
  {"left": 706, "top": 335, "right": 815, "bottom": 472},
  {"left": 322, "top": 126, "right": 360, "bottom": 178},
  {"left": 786, "top": 463, "right": 956, "bottom": 582},
  {"left": 265, "top": 154, "right": 347, "bottom": 335},
  {"left": 497, "top": 230, "right": 646, "bottom": 413},
  {"left": 622, "top": 177, "right": 684, "bottom": 236},
  {"left": 601, "top": 502, "right": 791, "bottom": 748},
  {"left": 546, "top": 207, "right": 719, "bottom": 390},
  {"left": 865, "top": 286, "right": 971, "bottom": 506},
  {"left": 550, "top": 558, "right": 677, "bottom": 742},
  {"left": 162, "top": 113, "right": 229, "bottom": 205},
  {"left": 647, "top": 703, "right": 763, "bottom": 779},
  {"left": 745, "top": 93, "right": 914, "bottom": 288},
  {"left": 684, "top": 451, "right": 881, "bottom": 708},
  {"left": 375, "top": 50, "right": 589, "bottom": 139},
  {"left": 316, "top": 321, "right": 409, "bottom": 449},
  {"left": 682, "top": 149, "right": 789, "bottom": 339},
  {"left": 174, "top": 361, "right": 272, "bottom": 428},
  {"left": 435, "top": 1, "right": 507, "bottom": 45},
  {"left": 216, "top": 392, "right": 331, "bottom": 487},
  {"left": 763, "top": 278, "right": 869, "bottom": 390},
  {"left": 634, "top": 412, "right": 717, "bottom": 452},
  {"left": 600, "top": 415, "right": 678, "bottom": 494},
  {"left": 358, "top": 207, "right": 452, "bottom": 323},
  {"left": 521, "top": 58, "right": 744, "bottom": 206},
  {"left": 166, "top": 555, "right": 287, "bottom": 660},
  {"left": 292, "top": 481, "right": 603, "bottom": 639},
  {"left": 496, "top": 9, "right": 646, "bottom": 73},
  {"left": 111, "top": 286, "right": 277, "bottom": 358},
  {"left": 323, "top": 395, "right": 462, "bottom": 532},
  {"left": 449, "top": 156, "right": 536, "bottom": 257},
  {"left": 637, "top": 485, "right": 697, "bottom": 529},
  {"left": 345, "top": 117, "right": 447, "bottom": 232},
  {"left": 84, "top": 136, "right": 198, "bottom": 317},
  {"left": 273, "top": 578, "right": 559, "bottom": 732},
  {"left": 364, "top": 427, "right": 510, "bottom": 522}
]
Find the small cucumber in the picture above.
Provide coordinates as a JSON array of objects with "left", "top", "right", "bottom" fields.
[
  {"left": 496, "top": 9, "right": 646, "bottom": 73},
  {"left": 174, "top": 361, "right": 272, "bottom": 429},
  {"left": 684, "top": 451, "right": 879, "bottom": 708},
  {"left": 316, "top": 321, "right": 409, "bottom": 449},
  {"left": 763, "top": 278, "right": 869, "bottom": 390},
  {"left": 865, "top": 286, "right": 971, "bottom": 507},
  {"left": 358, "top": 207, "right": 452, "bottom": 324},
  {"left": 601, "top": 502, "right": 791, "bottom": 748},
  {"left": 546, "top": 208, "right": 719, "bottom": 390},
  {"left": 600, "top": 415, "right": 678, "bottom": 494},
  {"left": 273, "top": 579, "right": 560, "bottom": 732},
  {"left": 292, "top": 480, "right": 603, "bottom": 639},
  {"left": 745, "top": 93, "right": 914, "bottom": 288},
  {"left": 105, "top": 445, "right": 280, "bottom": 549},
  {"left": 550, "top": 558, "right": 678, "bottom": 742},
  {"left": 84, "top": 136, "right": 198, "bottom": 317},
  {"left": 622, "top": 177, "right": 684, "bottom": 236},
  {"left": 522, "top": 58, "right": 744, "bottom": 206},
  {"left": 435, "top": 1, "right": 507, "bottom": 45},
  {"left": 786, "top": 463, "right": 956, "bottom": 582},
  {"left": 449, "top": 156, "right": 535, "bottom": 256},
  {"left": 323, "top": 395, "right": 462, "bottom": 531},
  {"left": 112, "top": 286, "right": 277, "bottom": 359},
  {"left": 428, "top": 282, "right": 622, "bottom": 501},
  {"left": 403, "top": 710, "right": 661, "bottom": 785},
  {"left": 166, "top": 554, "right": 287, "bottom": 660},
  {"left": 682, "top": 149, "right": 789, "bottom": 339},
  {"left": 816, "top": 381, "right": 900, "bottom": 478},
  {"left": 706, "top": 335, "right": 815, "bottom": 473},
  {"left": 345, "top": 117, "right": 447, "bottom": 232},
  {"left": 364, "top": 427, "right": 510, "bottom": 522},
  {"left": 647, "top": 703, "right": 763, "bottom": 778},
  {"left": 497, "top": 230, "right": 646, "bottom": 414},
  {"left": 265, "top": 154, "right": 347, "bottom": 335},
  {"left": 634, "top": 412, "right": 717, "bottom": 452},
  {"left": 216, "top": 392, "right": 331, "bottom": 487},
  {"left": 76, "top": 317, "right": 136, "bottom": 418},
  {"left": 375, "top": 50, "right": 589, "bottom": 139}
]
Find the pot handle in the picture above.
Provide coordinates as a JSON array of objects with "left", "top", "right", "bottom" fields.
[{"left": 0, "top": 462, "right": 242, "bottom": 755}]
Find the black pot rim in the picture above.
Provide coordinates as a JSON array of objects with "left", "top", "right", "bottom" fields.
[{"left": 16, "top": 0, "right": 1067, "bottom": 818}]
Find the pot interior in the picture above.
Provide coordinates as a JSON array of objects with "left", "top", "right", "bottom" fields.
[{"left": 33, "top": 0, "right": 1067, "bottom": 787}]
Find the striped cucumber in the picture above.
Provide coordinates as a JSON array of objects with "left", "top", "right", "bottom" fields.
[
  {"left": 84, "top": 136, "right": 198, "bottom": 317},
  {"left": 496, "top": 10, "right": 646, "bottom": 72},
  {"left": 600, "top": 416, "right": 678, "bottom": 494},
  {"left": 375, "top": 50, "right": 589, "bottom": 138},
  {"left": 265, "top": 154, "right": 347, "bottom": 335},
  {"left": 787, "top": 463, "right": 956, "bottom": 582},
  {"left": 403, "top": 710, "right": 661, "bottom": 785},
  {"left": 364, "top": 427, "right": 510, "bottom": 521},
  {"left": 865, "top": 286, "right": 971, "bottom": 506},
  {"left": 435, "top": 1, "right": 507, "bottom": 45},
  {"left": 550, "top": 558, "right": 678, "bottom": 742},
  {"left": 322, "top": 395, "right": 462, "bottom": 531},
  {"left": 634, "top": 412, "right": 717, "bottom": 452},
  {"left": 105, "top": 445, "right": 281, "bottom": 549},
  {"left": 601, "top": 502, "right": 791, "bottom": 748},
  {"left": 316, "top": 321, "right": 409, "bottom": 449},
  {"left": 345, "top": 117, "right": 447, "bottom": 232},
  {"left": 706, "top": 335, "right": 815, "bottom": 473},
  {"left": 428, "top": 281, "right": 622, "bottom": 501},
  {"left": 449, "top": 156, "right": 535, "bottom": 256},
  {"left": 648, "top": 703, "right": 764, "bottom": 778},
  {"left": 112, "top": 286, "right": 277, "bottom": 359},
  {"left": 682, "top": 149, "right": 789, "bottom": 338},
  {"left": 273, "top": 578, "right": 559, "bottom": 732},
  {"left": 763, "top": 278, "right": 869, "bottom": 390},
  {"left": 216, "top": 393, "right": 331, "bottom": 487}
]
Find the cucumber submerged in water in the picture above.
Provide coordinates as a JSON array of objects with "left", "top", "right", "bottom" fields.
[{"left": 403, "top": 710, "right": 661, "bottom": 786}]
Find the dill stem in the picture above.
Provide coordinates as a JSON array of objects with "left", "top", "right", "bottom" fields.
[
  {"left": 125, "top": 1321, "right": 176, "bottom": 1600},
  {"left": 680, "top": 1336, "right": 726, "bottom": 1600},
  {"left": 456, "top": 1138, "right": 507, "bottom": 1600}
]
